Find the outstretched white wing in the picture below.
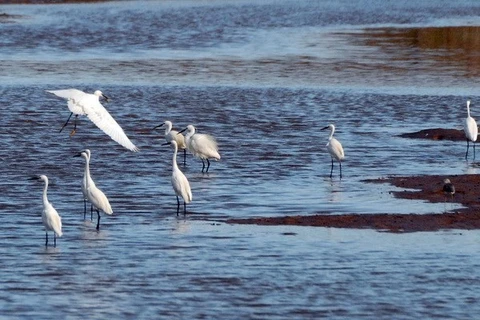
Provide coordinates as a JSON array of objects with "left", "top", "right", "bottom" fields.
[
  {"left": 81, "top": 97, "right": 139, "bottom": 152},
  {"left": 46, "top": 88, "right": 86, "bottom": 101},
  {"left": 46, "top": 89, "right": 139, "bottom": 152},
  {"left": 46, "top": 89, "right": 89, "bottom": 115}
]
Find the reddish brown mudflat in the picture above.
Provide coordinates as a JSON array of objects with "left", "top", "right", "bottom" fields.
[
  {"left": 228, "top": 173, "right": 480, "bottom": 232},
  {"left": 229, "top": 128, "right": 480, "bottom": 232},
  {"left": 397, "top": 128, "right": 465, "bottom": 141}
]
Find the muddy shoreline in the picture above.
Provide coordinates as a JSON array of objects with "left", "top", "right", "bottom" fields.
[{"left": 228, "top": 128, "right": 480, "bottom": 232}]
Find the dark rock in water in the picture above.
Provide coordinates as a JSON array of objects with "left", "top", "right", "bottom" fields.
[{"left": 398, "top": 128, "right": 465, "bottom": 141}]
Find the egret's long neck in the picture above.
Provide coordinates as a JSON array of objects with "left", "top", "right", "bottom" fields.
[
  {"left": 329, "top": 127, "right": 335, "bottom": 141},
  {"left": 165, "top": 123, "right": 172, "bottom": 136},
  {"left": 467, "top": 101, "right": 471, "bottom": 117},
  {"left": 172, "top": 144, "right": 179, "bottom": 171},
  {"left": 187, "top": 128, "right": 195, "bottom": 139},
  {"left": 84, "top": 156, "right": 91, "bottom": 187},
  {"left": 42, "top": 179, "right": 49, "bottom": 205}
]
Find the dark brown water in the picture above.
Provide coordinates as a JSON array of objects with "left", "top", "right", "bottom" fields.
[{"left": 1, "top": 1, "right": 480, "bottom": 318}]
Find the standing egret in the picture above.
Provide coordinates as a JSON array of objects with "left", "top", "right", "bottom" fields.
[
  {"left": 30, "top": 175, "right": 63, "bottom": 247},
  {"left": 464, "top": 100, "right": 478, "bottom": 160},
  {"left": 321, "top": 124, "right": 345, "bottom": 178},
  {"left": 178, "top": 124, "right": 220, "bottom": 173},
  {"left": 78, "top": 149, "right": 95, "bottom": 220},
  {"left": 153, "top": 120, "right": 187, "bottom": 165},
  {"left": 75, "top": 150, "right": 113, "bottom": 230},
  {"left": 166, "top": 141, "right": 192, "bottom": 214},
  {"left": 46, "top": 89, "right": 139, "bottom": 152}
]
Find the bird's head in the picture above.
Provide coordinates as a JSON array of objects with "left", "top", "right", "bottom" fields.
[
  {"left": 321, "top": 124, "right": 335, "bottom": 131},
  {"left": 29, "top": 175, "right": 48, "bottom": 184},
  {"left": 178, "top": 124, "right": 195, "bottom": 135},
  {"left": 153, "top": 123, "right": 165, "bottom": 130},
  {"left": 94, "top": 90, "right": 110, "bottom": 102},
  {"left": 154, "top": 121, "right": 173, "bottom": 131},
  {"left": 74, "top": 149, "right": 90, "bottom": 160}
]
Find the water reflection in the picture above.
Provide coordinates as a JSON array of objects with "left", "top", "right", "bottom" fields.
[{"left": 341, "top": 26, "right": 480, "bottom": 77}]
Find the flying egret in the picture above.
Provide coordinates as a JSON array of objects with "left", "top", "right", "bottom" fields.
[
  {"left": 75, "top": 150, "right": 113, "bottom": 230},
  {"left": 178, "top": 124, "right": 220, "bottom": 173},
  {"left": 46, "top": 89, "right": 139, "bottom": 152},
  {"left": 153, "top": 120, "right": 187, "bottom": 165},
  {"left": 321, "top": 124, "right": 345, "bottom": 178},
  {"left": 166, "top": 140, "right": 192, "bottom": 214},
  {"left": 30, "top": 175, "right": 63, "bottom": 247},
  {"left": 78, "top": 149, "right": 95, "bottom": 220},
  {"left": 464, "top": 100, "right": 478, "bottom": 160}
]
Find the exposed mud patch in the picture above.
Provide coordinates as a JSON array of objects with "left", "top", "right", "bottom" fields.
[{"left": 228, "top": 174, "right": 480, "bottom": 232}]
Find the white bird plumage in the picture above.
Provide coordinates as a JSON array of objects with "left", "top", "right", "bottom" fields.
[
  {"left": 32, "top": 175, "right": 63, "bottom": 247},
  {"left": 46, "top": 89, "right": 139, "bottom": 152},
  {"left": 168, "top": 141, "right": 192, "bottom": 214},
  {"left": 179, "top": 124, "right": 220, "bottom": 172},
  {"left": 77, "top": 149, "right": 113, "bottom": 230},
  {"left": 464, "top": 100, "right": 478, "bottom": 160},
  {"left": 154, "top": 120, "right": 187, "bottom": 165},
  {"left": 321, "top": 124, "right": 345, "bottom": 178},
  {"left": 80, "top": 149, "right": 96, "bottom": 220}
]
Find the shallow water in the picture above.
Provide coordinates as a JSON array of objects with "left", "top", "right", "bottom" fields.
[{"left": 1, "top": 0, "right": 480, "bottom": 318}]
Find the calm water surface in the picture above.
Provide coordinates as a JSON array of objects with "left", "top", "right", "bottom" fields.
[{"left": 1, "top": 0, "right": 480, "bottom": 318}]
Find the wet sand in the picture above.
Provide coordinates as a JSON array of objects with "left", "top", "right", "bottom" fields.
[{"left": 228, "top": 129, "right": 480, "bottom": 232}]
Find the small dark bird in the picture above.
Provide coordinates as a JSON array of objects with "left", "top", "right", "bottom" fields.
[{"left": 442, "top": 178, "right": 455, "bottom": 202}]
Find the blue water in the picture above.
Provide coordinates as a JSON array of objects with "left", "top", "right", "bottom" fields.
[{"left": 1, "top": 0, "right": 480, "bottom": 318}]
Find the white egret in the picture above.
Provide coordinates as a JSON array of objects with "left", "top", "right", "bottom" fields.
[
  {"left": 321, "top": 124, "right": 345, "bottom": 178},
  {"left": 30, "top": 175, "right": 63, "bottom": 247},
  {"left": 178, "top": 124, "right": 220, "bottom": 172},
  {"left": 464, "top": 100, "right": 478, "bottom": 160},
  {"left": 76, "top": 150, "right": 113, "bottom": 230},
  {"left": 46, "top": 89, "right": 139, "bottom": 152},
  {"left": 154, "top": 120, "right": 187, "bottom": 165},
  {"left": 167, "top": 141, "right": 192, "bottom": 214},
  {"left": 78, "top": 149, "right": 95, "bottom": 220}
]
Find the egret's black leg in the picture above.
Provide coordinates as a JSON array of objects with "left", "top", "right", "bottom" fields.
[
  {"left": 201, "top": 159, "right": 206, "bottom": 172},
  {"left": 474, "top": 142, "right": 476, "bottom": 161},
  {"left": 183, "top": 201, "right": 187, "bottom": 215},
  {"left": 96, "top": 210, "right": 101, "bottom": 230},
  {"left": 91, "top": 205, "right": 94, "bottom": 221},
  {"left": 466, "top": 140, "right": 470, "bottom": 160},
  {"left": 206, "top": 159, "right": 211, "bottom": 173},
  {"left": 339, "top": 161, "right": 342, "bottom": 179},
  {"left": 54, "top": 233, "right": 57, "bottom": 247},
  {"left": 330, "top": 158, "right": 334, "bottom": 178},
  {"left": 73, "top": 114, "right": 78, "bottom": 131},
  {"left": 83, "top": 199, "right": 87, "bottom": 220},
  {"left": 45, "top": 232, "right": 48, "bottom": 246},
  {"left": 183, "top": 149, "right": 187, "bottom": 166},
  {"left": 176, "top": 196, "right": 180, "bottom": 215},
  {"left": 59, "top": 112, "right": 73, "bottom": 133},
  {"left": 70, "top": 115, "right": 79, "bottom": 136}
]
